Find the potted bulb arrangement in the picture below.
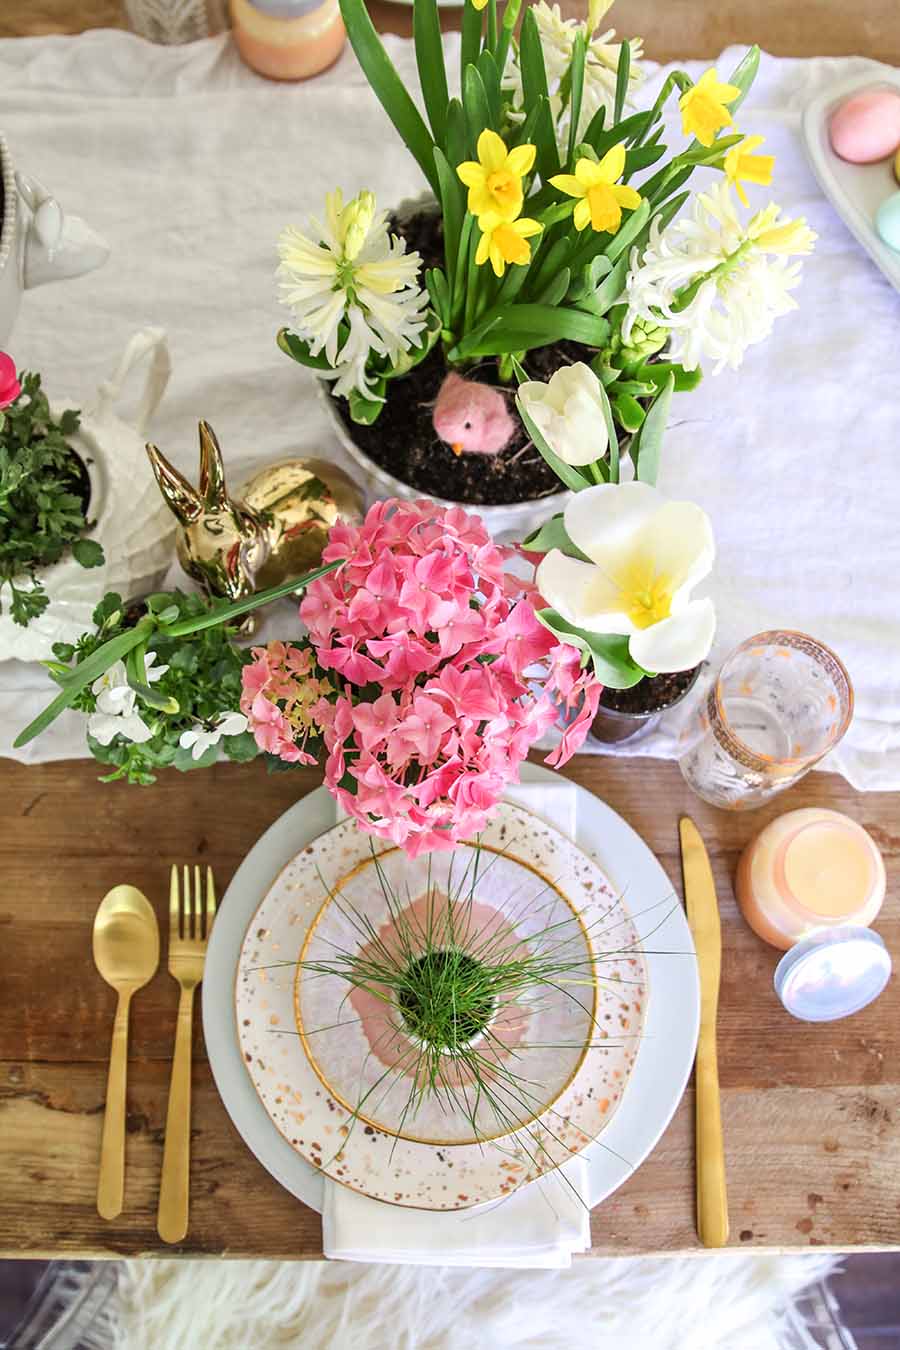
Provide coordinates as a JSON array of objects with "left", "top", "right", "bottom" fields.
[{"left": 274, "top": 0, "right": 813, "bottom": 538}]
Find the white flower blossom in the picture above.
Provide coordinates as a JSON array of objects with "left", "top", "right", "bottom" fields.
[
  {"left": 503, "top": 2, "right": 644, "bottom": 152},
  {"left": 88, "top": 654, "right": 169, "bottom": 747},
  {"left": 277, "top": 189, "right": 428, "bottom": 399},
  {"left": 622, "top": 182, "right": 817, "bottom": 373},
  {"left": 518, "top": 362, "right": 609, "bottom": 466},
  {"left": 179, "top": 711, "right": 248, "bottom": 762}
]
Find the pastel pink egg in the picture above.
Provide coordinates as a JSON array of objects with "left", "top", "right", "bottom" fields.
[{"left": 829, "top": 89, "right": 900, "bottom": 164}]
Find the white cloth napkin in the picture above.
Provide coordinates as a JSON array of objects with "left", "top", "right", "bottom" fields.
[
  {"left": 324, "top": 777, "right": 591, "bottom": 1268},
  {"left": 2, "top": 35, "right": 900, "bottom": 789}
]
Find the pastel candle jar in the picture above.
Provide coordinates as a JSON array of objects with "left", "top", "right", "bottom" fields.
[
  {"left": 231, "top": 0, "right": 345, "bottom": 82},
  {"left": 735, "top": 808, "right": 885, "bottom": 951},
  {"left": 829, "top": 89, "right": 900, "bottom": 164}
]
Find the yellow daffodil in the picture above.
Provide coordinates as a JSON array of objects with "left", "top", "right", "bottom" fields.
[
  {"left": 550, "top": 145, "right": 642, "bottom": 234},
  {"left": 457, "top": 130, "right": 537, "bottom": 222},
  {"left": 679, "top": 68, "right": 741, "bottom": 147},
  {"left": 471, "top": 0, "right": 488, "bottom": 9},
  {"left": 724, "top": 135, "right": 775, "bottom": 206},
  {"left": 475, "top": 212, "right": 542, "bottom": 277},
  {"left": 747, "top": 202, "right": 817, "bottom": 255}
]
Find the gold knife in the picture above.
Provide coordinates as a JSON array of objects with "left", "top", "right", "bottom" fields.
[{"left": 679, "top": 816, "right": 729, "bottom": 1248}]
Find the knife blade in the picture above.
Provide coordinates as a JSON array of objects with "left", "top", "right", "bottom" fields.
[{"left": 680, "top": 815, "right": 729, "bottom": 1248}]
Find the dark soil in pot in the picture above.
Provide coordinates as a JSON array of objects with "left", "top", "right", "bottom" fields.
[
  {"left": 591, "top": 665, "right": 702, "bottom": 746},
  {"left": 328, "top": 209, "right": 608, "bottom": 507}
]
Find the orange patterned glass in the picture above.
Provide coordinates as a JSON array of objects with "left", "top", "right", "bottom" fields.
[{"left": 678, "top": 631, "right": 854, "bottom": 810}]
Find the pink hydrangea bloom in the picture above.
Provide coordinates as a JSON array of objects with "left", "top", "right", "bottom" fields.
[{"left": 243, "top": 499, "right": 603, "bottom": 854}]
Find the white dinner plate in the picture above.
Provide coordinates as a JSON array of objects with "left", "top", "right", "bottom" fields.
[
  {"left": 802, "top": 72, "right": 900, "bottom": 293},
  {"left": 203, "top": 762, "right": 700, "bottom": 1213}
]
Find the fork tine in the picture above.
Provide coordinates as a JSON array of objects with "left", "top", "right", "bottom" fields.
[
  {"left": 194, "top": 865, "right": 201, "bottom": 941},
  {"left": 205, "top": 867, "right": 216, "bottom": 940},
  {"left": 182, "top": 864, "right": 191, "bottom": 939},
  {"left": 169, "top": 864, "right": 179, "bottom": 941}
]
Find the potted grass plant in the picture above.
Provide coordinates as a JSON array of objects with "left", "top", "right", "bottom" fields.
[{"left": 273, "top": 0, "right": 811, "bottom": 536}]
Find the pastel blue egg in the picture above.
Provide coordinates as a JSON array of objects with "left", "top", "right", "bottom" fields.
[{"left": 875, "top": 191, "right": 900, "bottom": 253}]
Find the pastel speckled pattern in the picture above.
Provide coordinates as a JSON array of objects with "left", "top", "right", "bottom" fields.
[{"left": 235, "top": 801, "right": 647, "bottom": 1211}]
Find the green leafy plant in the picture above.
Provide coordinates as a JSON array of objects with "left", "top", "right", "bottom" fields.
[{"left": 0, "top": 372, "right": 104, "bottom": 626}]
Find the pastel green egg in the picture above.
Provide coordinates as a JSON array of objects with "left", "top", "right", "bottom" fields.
[{"left": 875, "top": 190, "right": 900, "bottom": 252}]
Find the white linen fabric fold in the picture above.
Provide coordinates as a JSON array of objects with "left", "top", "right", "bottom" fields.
[
  {"left": 325, "top": 777, "right": 590, "bottom": 1269},
  {"left": 1, "top": 34, "right": 899, "bottom": 788}
]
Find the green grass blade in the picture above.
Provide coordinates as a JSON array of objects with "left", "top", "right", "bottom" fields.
[
  {"left": 566, "top": 32, "right": 586, "bottom": 168},
  {"left": 163, "top": 560, "right": 342, "bottom": 637},
  {"left": 445, "top": 97, "right": 467, "bottom": 172},
  {"left": 463, "top": 63, "right": 494, "bottom": 146},
  {"left": 486, "top": 0, "right": 497, "bottom": 51},
  {"left": 477, "top": 48, "right": 502, "bottom": 126},
  {"left": 613, "top": 41, "right": 630, "bottom": 124},
  {"left": 434, "top": 147, "right": 464, "bottom": 286},
  {"left": 519, "top": 7, "right": 549, "bottom": 113},
  {"left": 460, "top": 0, "right": 482, "bottom": 89},
  {"left": 414, "top": 0, "right": 449, "bottom": 145},
  {"left": 339, "top": 0, "right": 438, "bottom": 193}
]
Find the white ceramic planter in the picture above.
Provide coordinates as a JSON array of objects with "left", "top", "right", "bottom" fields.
[
  {"left": 0, "top": 132, "right": 110, "bottom": 346},
  {"left": 0, "top": 329, "right": 178, "bottom": 662},
  {"left": 320, "top": 384, "right": 569, "bottom": 544}
]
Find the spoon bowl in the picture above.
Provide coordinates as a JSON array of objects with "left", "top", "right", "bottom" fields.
[
  {"left": 93, "top": 885, "right": 160, "bottom": 989},
  {"left": 93, "top": 884, "right": 159, "bottom": 1219}
]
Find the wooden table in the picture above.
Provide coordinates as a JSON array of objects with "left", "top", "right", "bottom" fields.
[
  {"left": 1, "top": 0, "right": 899, "bottom": 1266},
  {"left": 1, "top": 755, "right": 898, "bottom": 1258}
]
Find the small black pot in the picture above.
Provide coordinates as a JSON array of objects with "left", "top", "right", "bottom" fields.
[{"left": 590, "top": 664, "right": 703, "bottom": 745}]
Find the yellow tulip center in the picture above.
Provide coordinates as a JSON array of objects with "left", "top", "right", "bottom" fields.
[
  {"left": 617, "top": 562, "right": 675, "bottom": 629},
  {"left": 487, "top": 168, "right": 520, "bottom": 210}
]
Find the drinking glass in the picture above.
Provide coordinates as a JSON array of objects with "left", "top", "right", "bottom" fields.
[{"left": 678, "top": 631, "right": 853, "bottom": 810}]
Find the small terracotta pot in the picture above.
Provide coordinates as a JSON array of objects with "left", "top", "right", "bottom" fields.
[{"left": 590, "top": 665, "right": 703, "bottom": 746}]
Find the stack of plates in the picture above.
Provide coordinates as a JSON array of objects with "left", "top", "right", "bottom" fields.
[{"left": 203, "top": 763, "right": 699, "bottom": 1213}]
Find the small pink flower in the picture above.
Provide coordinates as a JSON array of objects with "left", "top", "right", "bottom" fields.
[{"left": 0, "top": 353, "right": 21, "bottom": 410}]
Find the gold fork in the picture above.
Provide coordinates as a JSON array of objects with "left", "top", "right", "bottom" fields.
[{"left": 157, "top": 864, "right": 216, "bottom": 1244}]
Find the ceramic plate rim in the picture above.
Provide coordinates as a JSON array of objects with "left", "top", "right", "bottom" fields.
[{"left": 203, "top": 762, "right": 700, "bottom": 1214}]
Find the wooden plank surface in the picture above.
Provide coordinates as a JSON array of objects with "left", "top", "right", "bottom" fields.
[
  {"left": 0, "top": 754, "right": 898, "bottom": 1258},
  {"left": 1, "top": 0, "right": 898, "bottom": 63}
]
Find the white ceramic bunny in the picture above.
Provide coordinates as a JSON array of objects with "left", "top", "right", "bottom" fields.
[{"left": 0, "top": 133, "right": 110, "bottom": 346}]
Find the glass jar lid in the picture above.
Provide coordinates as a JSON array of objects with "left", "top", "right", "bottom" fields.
[{"left": 774, "top": 925, "right": 892, "bottom": 1022}]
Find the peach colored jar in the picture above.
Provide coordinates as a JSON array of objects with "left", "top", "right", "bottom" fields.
[
  {"left": 231, "top": 0, "right": 346, "bottom": 82},
  {"left": 735, "top": 808, "right": 886, "bottom": 950}
]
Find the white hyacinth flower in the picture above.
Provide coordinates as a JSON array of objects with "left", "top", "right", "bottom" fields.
[
  {"left": 179, "top": 711, "right": 248, "bottom": 762},
  {"left": 518, "top": 362, "right": 609, "bottom": 467},
  {"left": 536, "top": 481, "right": 716, "bottom": 674},
  {"left": 622, "top": 181, "right": 817, "bottom": 373},
  {"left": 88, "top": 653, "right": 169, "bottom": 746},
  {"left": 502, "top": 2, "right": 644, "bottom": 150},
  {"left": 277, "top": 189, "right": 428, "bottom": 399}
]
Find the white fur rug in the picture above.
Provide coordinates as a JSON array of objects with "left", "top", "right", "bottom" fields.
[{"left": 63, "top": 1254, "right": 842, "bottom": 1350}]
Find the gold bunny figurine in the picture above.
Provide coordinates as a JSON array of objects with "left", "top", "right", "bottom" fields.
[{"left": 145, "top": 420, "right": 363, "bottom": 608}]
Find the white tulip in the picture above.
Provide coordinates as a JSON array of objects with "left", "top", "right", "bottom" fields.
[
  {"left": 535, "top": 481, "right": 716, "bottom": 674},
  {"left": 518, "top": 362, "right": 609, "bottom": 467}
]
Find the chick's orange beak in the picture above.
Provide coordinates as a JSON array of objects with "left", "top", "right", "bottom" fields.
[{"left": 450, "top": 442, "right": 464, "bottom": 456}]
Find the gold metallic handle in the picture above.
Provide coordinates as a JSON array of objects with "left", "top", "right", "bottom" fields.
[
  {"left": 695, "top": 1033, "right": 729, "bottom": 1248},
  {"left": 97, "top": 990, "right": 131, "bottom": 1220},
  {"left": 157, "top": 984, "right": 195, "bottom": 1244}
]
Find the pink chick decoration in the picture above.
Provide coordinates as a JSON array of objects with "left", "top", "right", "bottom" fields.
[{"left": 432, "top": 372, "right": 516, "bottom": 457}]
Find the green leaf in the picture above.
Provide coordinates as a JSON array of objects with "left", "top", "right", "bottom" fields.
[
  {"left": 536, "top": 609, "right": 646, "bottom": 688},
  {"left": 460, "top": 0, "right": 482, "bottom": 91},
  {"left": 338, "top": 0, "right": 438, "bottom": 194},
  {"left": 70, "top": 537, "right": 104, "bottom": 568},
  {"left": 604, "top": 198, "right": 651, "bottom": 262},
  {"left": 613, "top": 40, "right": 630, "bottom": 124},
  {"left": 426, "top": 266, "right": 451, "bottom": 324},
  {"left": 458, "top": 303, "right": 610, "bottom": 358},
  {"left": 14, "top": 620, "right": 154, "bottom": 747},
  {"left": 623, "top": 143, "right": 666, "bottom": 176},
  {"left": 477, "top": 48, "right": 502, "bottom": 127},
  {"left": 495, "top": 0, "right": 521, "bottom": 72},
  {"left": 633, "top": 361, "right": 702, "bottom": 393},
  {"left": 594, "top": 373, "right": 620, "bottom": 484},
  {"left": 463, "top": 63, "right": 493, "bottom": 147},
  {"left": 223, "top": 729, "right": 260, "bottom": 764},
  {"left": 414, "top": 0, "right": 449, "bottom": 145},
  {"left": 590, "top": 253, "right": 629, "bottom": 312},
  {"left": 348, "top": 383, "right": 387, "bottom": 424},
  {"left": 723, "top": 44, "right": 760, "bottom": 122},
  {"left": 519, "top": 6, "right": 549, "bottom": 113},
  {"left": 612, "top": 392, "right": 645, "bottom": 433},
  {"left": 535, "top": 267, "right": 571, "bottom": 307},
  {"left": 434, "top": 146, "right": 463, "bottom": 285},
  {"left": 521, "top": 514, "right": 592, "bottom": 561},
  {"left": 566, "top": 32, "right": 586, "bottom": 168},
  {"left": 533, "top": 96, "right": 560, "bottom": 181},
  {"left": 631, "top": 372, "right": 674, "bottom": 485},
  {"left": 588, "top": 110, "right": 650, "bottom": 159},
  {"left": 445, "top": 98, "right": 468, "bottom": 172},
  {"left": 276, "top": 328, "right": 333, "bottom": 371},
  {"left": 581, "top": 104, "right": 605, "bottom": 148},
  {"left": 515, "top": 396, "right": 592, "bottom": 492},
  {"left": 486, "top": 0, "right": 497, "bottom": 50},
  {"left": 173, "top": 742, "right": 219, "bottom": 773},
  {"left": 161, "top": 560, "right": 342, "bottom": 637}
]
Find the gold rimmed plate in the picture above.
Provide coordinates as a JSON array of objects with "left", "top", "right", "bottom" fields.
[{"left": 235, "top": 800, "right": 648, "bottom": 1211}]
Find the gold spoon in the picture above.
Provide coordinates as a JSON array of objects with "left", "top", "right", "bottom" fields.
[{"left": 93, "top": 885, "right": 159, "bottom": 1220}]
